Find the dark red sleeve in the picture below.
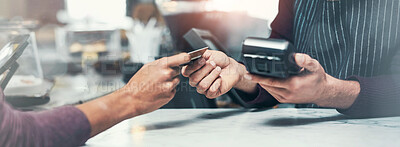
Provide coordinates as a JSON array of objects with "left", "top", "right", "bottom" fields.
[{"left": 269, "top": 0, "right": 295, "bottom": 42}]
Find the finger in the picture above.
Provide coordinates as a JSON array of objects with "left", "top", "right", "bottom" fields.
[
  {"left": 245, "top": 73, "right": 287, "bottom": 88},
  {"left": 170, "top": 88, "right": 177, "bottom": 98},
  {"left": 189, "top": 60, "right": 217, "bottom": 87},
  {"left": 206, "top": 78, "right": 222, "bottom": 99},
  {"left": 203, "top": 50, "right": 230, "bottom": 68},
  {"left": 169, "top": 67, "right": 181, "bottom": 78},
  {"left": 164, "top": 89, "right": 177, "bottom": 100},
  {"left": 163, "top": 77, "right": 180, "bottom": 92},
  {"left": 197, "top": 87, "right": 206, "bottom": 94},
  {"left": 164, "top": 53, "right": 191, "bottom": 67},
  {"left": 171, "top": 77, "right": 180, "bottom": 89},
  {"left": 181, "top": 58, "right": 206, "bottom": 77},
  {"left": 161, "top": 68, "right": 180, "bottom": 81},
  {"left": 295, "top": 53, "right": 320, "bottom": 73},
  {"left": 201, "top": 50, "right": 213, "bottom": 60},
  {"left": 197, "top": 66, "right": 222, "bottom": 93},
  {"left": 161, "top": 82, "right": 173, "bottom": 92}
]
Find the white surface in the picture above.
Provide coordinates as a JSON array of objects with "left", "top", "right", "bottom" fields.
[
  {"left": 86, "top": 108, "right": 400, "bottom": 147},
  {"left": 4, "top": 75, "right": 53, "bottom": 96},
  {"left": 64, "top": 0, "right": 126, "bottom": 25},
  {"left": 156, "top": 0, "right": 279, "bottom": 21}
]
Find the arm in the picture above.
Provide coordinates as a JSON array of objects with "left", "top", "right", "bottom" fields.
[
  {"left": 0, "top": 53, "right": 190, "bottom": 146},
  {"left": 248, "top": 51, "right": 400, "bottom": 118},
  {"left": 0, "top": 92, "right": 91, "bottom": 147},
  {"left": 76, "top": 90, "right": 139, "bottom": 137},
  {"left": 246, "top": 53, "right": 360, "bottom": 109}
]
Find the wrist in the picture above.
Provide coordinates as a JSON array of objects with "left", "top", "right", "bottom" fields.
[
  {"left": 315, "top": 75, "right": 360, "bottom": 109},
  {"left": 76, "top": 87, "right": 139, "bottom": 136},
  {"left": 338, "top": 79, "right": 360, "bottom": 109},
  {"left": 232, "top": 59, "right": 246, "bottom": 88},
  {"left": 233, "top": 60, "right": 258, "bottom": 94},
  {"left": 113, "top": 88, "right": 140, "bottom": 119}
]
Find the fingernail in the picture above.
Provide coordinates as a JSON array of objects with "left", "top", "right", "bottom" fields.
[
  {"left": 210, "top": 85, "right": 216, "bottom": 92},
  {"left": 296, "top": 54, "right": 305, "bottom": 64},
  {"left": 216, "top": 66, "right": 221, "bottom": 72},
  {"left": 212, "top": 82, "right": 220, "bottom": 92},
  {"left": 198, "top": 58, "right": 205, "bottom": 65},
  {"left": 210, "top": 61, "right": 216, "bottom": 67},
  {"left": 244, "top": 74, "right": 252, "bottom": 80},
  {"left": 184, "top": 54, "right": 191, "bottom": 61}
]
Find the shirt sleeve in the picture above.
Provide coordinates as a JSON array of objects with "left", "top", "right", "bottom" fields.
[
  {"left": 237, "top": 85, "right": 279, "bottom": 108},
  {"left": 269, "top": 0, "right": 295, "bottom": 42},
  {"left": 338, "top": 48, "right": 400, "bottom": 118},
  {"left": 337, "top": 75, "right": 400, "bottom": 118},
  {"left": 0, "top": 89, "right": 91, "bottom": 147}
]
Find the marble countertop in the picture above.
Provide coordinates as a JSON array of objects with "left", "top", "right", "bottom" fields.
[{"left": 85, "top": 108, "right": 400, "bottom": 147}]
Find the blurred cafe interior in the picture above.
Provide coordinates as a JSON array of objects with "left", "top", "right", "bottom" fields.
[
  {"left": 1, "top": 0, "right": 400, "bottom": 146},
  {"left": 0, "top": 0, "right": 278, "bottom": 109}
]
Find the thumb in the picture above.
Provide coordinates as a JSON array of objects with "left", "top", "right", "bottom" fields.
[{"left": 295, "top": 53, "right": 320, "bottom": 72}]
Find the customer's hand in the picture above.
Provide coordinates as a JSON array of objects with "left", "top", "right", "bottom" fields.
[
  {"left": 182, "top": 50, "right": 257, "bottom": 99},
  {"left": 77, "top": 53, "right": 190, "bottom": 137},
  {"left": 245, "top": 53, "right": 360, "bottom": 109},
  {"left": 122, "top": 53, "right": 191, "bottom": 115}
]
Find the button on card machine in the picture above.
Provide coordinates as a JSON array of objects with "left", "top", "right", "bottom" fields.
[{"left": 242, "top": 37, "right": 301, "bottom": 78}]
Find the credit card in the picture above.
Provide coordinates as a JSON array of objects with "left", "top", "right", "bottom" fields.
[{"left": 180, "top": 47, "right": 208, "bottom": 66}]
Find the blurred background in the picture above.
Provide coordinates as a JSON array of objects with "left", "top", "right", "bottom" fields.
[{"left": 0, "top": 0, "right": 279, "bottom": 110}]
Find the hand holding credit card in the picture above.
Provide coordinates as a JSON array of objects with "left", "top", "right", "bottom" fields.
[{"left": 180, "top": 47, "right": 208, "bottom": 66}]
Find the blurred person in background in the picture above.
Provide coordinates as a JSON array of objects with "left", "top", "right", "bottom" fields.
[
  {"left": 182, "top": 0, "right": 400, "bottom": 118},
  {"left": 0, "top": 53, "right": 190, "bottom": 147},
  {"left": 126, "top": 0, "right": 164, "bottom": 26}
]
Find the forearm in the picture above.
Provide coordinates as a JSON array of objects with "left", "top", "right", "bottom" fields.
[
  {"left": 77, "top": 89, "right": 137, "bottom": 137},
  {"left": 0, "top": 104, "right": 91, "bottom": 147}
]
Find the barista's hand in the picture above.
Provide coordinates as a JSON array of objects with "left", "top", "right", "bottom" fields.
[
  {"left": 245, "top": 53, "right": 360, "bottom": 109},
  {"left": 122, "top": 53, "right": 190, "bottom": 115},
  {"left": 182, "top": 50, "right": 257, "bottom": 98}
]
